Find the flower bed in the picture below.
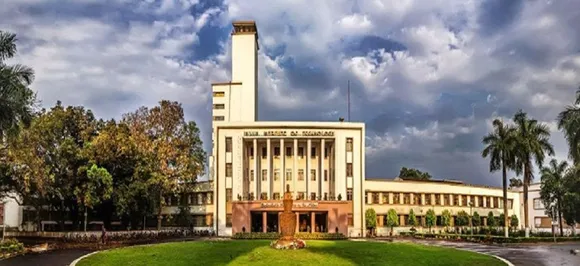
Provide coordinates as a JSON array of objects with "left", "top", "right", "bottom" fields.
[
  {"left": 0, "top": 238, "right": 25, "bottom": 259},
  {"left": 232, "top": 232, "right": 347, "bottom": 240}
]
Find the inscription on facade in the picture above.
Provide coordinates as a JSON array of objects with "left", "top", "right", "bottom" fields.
[
  {"left": 260, "top": 202, "right": 319, "bottom": 208},
  {"left": 244, "top": 131, "right": 334, "bottom": 137}
]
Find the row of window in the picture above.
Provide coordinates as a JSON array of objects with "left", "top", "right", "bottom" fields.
[
  {"left": 224, "top": 137, "right": 354, "bottom": 155},
  {"left": 365, "top": 192, "right": 514, "bottom": 209},
  {"left": 164, "top": 192, "right": 213, "bottom": 206},
  {"left": 226, "top": 166, "right": 350, "bottom": 181},
  {"left": 213, "top": 91, "right": 225, "bottom": 97},
  {"left": 227, "top": 191, "right": 336, "bottom": 201}
]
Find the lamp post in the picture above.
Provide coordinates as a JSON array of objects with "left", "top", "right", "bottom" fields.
[{"left": 468, "top": 201, "right": 473, "bottom": 236}]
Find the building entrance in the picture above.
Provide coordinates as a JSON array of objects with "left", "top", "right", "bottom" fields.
[
  {"left": 267, "top": 212, "right": 278, "bottom": 232},
  {"left": 251, "top": 212, "right": 262, "bottom": 232}
]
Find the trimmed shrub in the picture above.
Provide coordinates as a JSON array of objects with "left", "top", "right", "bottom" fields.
[
  {"left": 409, "top": 232, "right": 580, "bottom": 244},
  {"left": 0, "top": 238, "right": 24, "bottom": 258}
]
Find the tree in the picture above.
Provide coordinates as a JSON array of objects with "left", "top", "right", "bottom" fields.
[
  {"left": 562, "top": 165, "right": 580, "bottom": 232},
  {"left": 510, "top": 214, "right": 519, "bottom": 230},
  {"left": 124, "top": 100, "right": 206, "bottom": 230},
  {"left": 0, "top": 31, "right": 36, "bottom": 141},
  {"left": 557, "top": 88, "right": 580, "bottom": 164},
  {"left": 365, "top": 208, "right": 377, "bottom": 236},
  {"left": 398, "top": 167, "right": 431, "bottom": 180},
  {"left": 75, "top": 164, "right": 113, "bottom": 231},
  {"left": 487, "top": 211, "right": 496, "bottom": 228},
  {"left": 498, "top": 213, "right": 505, "bottom": 227},
  {"left": 513, "top": 110, "right": 554, "bottom": 236},
  {"left": 509, "top": 178, "right": 523, "bottom": 189},
  {"left": 441, "top": 210, "right": 451, "bottom": 230},
  {"left": 425, "top": 209, "right": 436, "bottom": 233},
  {"left": 386, "top": 208, "right": 399, "bottom": 236},
  {"left": 482, "top": 118, "right": 516, "bottom": 237},
  {"left": 456, "top": 211, "right": 469, "bottom": 227},
  {"left": 472, "top": 211, "right": 481, "bottom": 227},
  {"left": 540, "top": 159, "right": 568, "bottom": 236},
  {"left": 407, "top": 209, "right": 418, "bottom": 227}
]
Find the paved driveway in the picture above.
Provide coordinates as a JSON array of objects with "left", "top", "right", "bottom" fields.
[
  {"left": 0, "top": 249, "right": 92, "bottom": 266},
  {"left": 406, "top": 239, "right": 580, "bottom": 266}
]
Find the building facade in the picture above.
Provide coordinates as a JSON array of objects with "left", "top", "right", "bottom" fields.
[{"left": 520, "top": 183, "right": 577, "bottom": 235}]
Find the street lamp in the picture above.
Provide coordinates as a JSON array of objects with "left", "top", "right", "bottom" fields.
[{"left": 468, "top": 201, "right": 473, "bottom": 236}]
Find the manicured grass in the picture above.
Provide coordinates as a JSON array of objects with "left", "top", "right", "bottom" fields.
[{"left": 77, "top": 240, "right": 505, "bottom": 266}]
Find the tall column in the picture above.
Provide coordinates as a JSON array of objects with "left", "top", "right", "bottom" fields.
[
  {"left": 253, "top": 139, "right": 258, "bottom": 199},
  {"left": 331, "top": 141, "right": 336, "bottom": 198},
  {"left": 320, "top": 139, "right": 325, "bottom": 198},
  {"left": 421, "top": 194, "right": 425, "bottom": 206},
  {"left": 311, "top": 212, "right": 316, "bottom": 233},
  {"left": 280, "top": 138, "right": 285, "bottom": 197},
  {"left": 262, "top": 212, "right": 267, "bottom": 233},
  {"left": 266, "top": 138, "right": 271, "bottom": 200},
  {"left": 306, "top": 139, "right": 311, "bottom": 198},
  {"left": 293, "top": 139, "right": 298, "bottom": 193},
  {"left": 458, "top": 195, "right": 462, "bottom": 206},
  {"left": 295, "top": 213, "right": 299, "bottom": 232}
]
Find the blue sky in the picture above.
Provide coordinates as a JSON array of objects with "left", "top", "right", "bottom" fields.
[{"left": 2, "top": 0, "right": 580, "bottom": 186}]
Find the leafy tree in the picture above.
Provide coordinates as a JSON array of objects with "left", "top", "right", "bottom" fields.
[
  {"left": 509, "top": 178, "right": 523, "bottom": 189},
  {"left": 540, "top": 159, "right": 568, "bottom": 236},
  {"left": 124, "top": 100, "right": 206, "bottom": 230},
  {"left": 398, "top": 167, "right": 431, "bottom": 180},
  {"left": 174, "top": 196, "right": 193, "bottom": 227},
  {"left": 455, "top": 211, "right": 469, "bottom": 227},
  {"left": 0, "top": 30, "right": 36, "bottom": 141},
  {"left": 472, "top": 211, "right": 481, "bottom": 227},
  {"left": 562, "top": 165, "right": 580, "bottom": 229},
  {"left": 487, "top": 211, "right": 496, "bottom": 227},
  {"left": 510, "top": 214, "right": 519, "bottom": 230},
  {"left": 425, "top": 209, "right": 436, "bottom": 233},
  {"left": 513, "top": 110, "right": 554, "bottom": 236},
  {"left": 386, "top": 208, "right": 399, "bottom": 236},
  {"left": 441, "top": 210, "right": 451, "bottom": 229},
  {"left": 498, "top": 213, "right": 505, "bottom": 227},
  {"left": 557, "top": 88, "right": 580, "bottom": 163},
  {"left": 75, "top": 164, "right": 113, "bottom": 231},
  {"left": 482, "top": 118, "right": 517, "bottom": 237},
  {"left": 407, "top": 209, "right": 418, "bottom": 227},
  {"left": 365, "top": 208, "right": 377, "bottom": 231}
]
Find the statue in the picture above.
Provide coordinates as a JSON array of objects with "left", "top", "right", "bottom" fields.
[{"left": 270, "top": 185, "right": 306, "bottom": 249}]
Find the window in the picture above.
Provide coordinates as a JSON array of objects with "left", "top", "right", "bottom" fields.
[
  {"left": 213, "top": 103, "right": 225, "bottom": 109},
  {"left": 226, "top": 137, "right": 232, "bottom": 152},
  {"left": 454, "top": 195, "right": 459, "bottom": 206},
  {"left": 262, "top": 147, "right": 267, "bottom": 158},
  {"left": 226, "top": 163, "right": 232, "bottom": 177},
  {"left": 261, "top": 169, "right": 267, "bottom": 181},
  {"left": 213, "top": 116, "right": 224, "bottom": 121},
  {"left": 486, "top": 197, "right": 491, "bottom": 207},
  {"left": 250, "top": 169, "right": 254, "bottom": 181},
  {"left": 213, "top": 91, "right": 225, "bottom": 97},
  {"left": 346, "top": 138, "right": 353, "bottom": 152},
  {"left": 346, "top": 163, "right": 353, "bottom": 177},
  {"left": 324, "top": 170, "right": 328, "bottom": 181},
  {"left": 298, "top": 169, "right": 304, "bottom": 181},
  {"left": 508, "top": 199, "right": 513, "bottom": 209},
  {"left": 310, "top": 193, "right": 316, "bottom": 200},
  {"left": 297, "top": 192, "right": 305, "bottom": 200},
  {"left": 274, "top": 169, "right": 280, "bottom": 181},
  {"left": 324, "top": 193, "right": 328, "bottom": 200},
  {"left": 248, "top": 147, "right": 254, "bottom": 157},
  {"left": 372, "top": 193, "right": 379, "bottom": 204},
  {"left": 226, "top": 214, "right": 232, "bottom": 227},
  {"left": 226, "top": 189, "right": 232, "bottom": 202},
  {"left": 261, "top": 192, "right": 268, "bottom": 200},
  {"left": 197, "top": 193, "right": 203, "bottom": 205},
  {"left": 286, "top": 169, "right": 292, "bottom": 181},
  {"left": 478, "top": 196, "right": 484, "bottom": 207},
  {"left": 310, "top": 169, "right": 316, "bottom": 181},
  {"left": 404, "top": 193, "right": 410, "bottom": 204},
  {"left": 298, "top": 147, "right": 304, "bottom": 157},
  {"left": 207, "top": 193, "right": 213, "bottom": 204},
  {"left": 533, "top": 198, "right": 544, "bottom": 210},
  {"left": 435, "top": 194, "right": 441, "bottom": 205},
  {"left": 444, "top": 194, "right": 450, "bottom": 205},
  {"left": 311, "top": 147, "right": 316, "bottom": 157},
  {"left": 286, "top": 147, "right": 292, "bottom": 156},
  {"left": 273, "top": 193, "right": 280, "bottom": 200},
  {"left": 347, "top": 189, "right": 353, "bottom": 201},
  {"left": 365, "top": 193, "right": 369, "bottom": 204},
  {"left": 393, "top": 193, "right": 400, "bottom": 204},
  {"left": 415, "top": 194, "right": 421, "bottom": 205},
  {"left": 382, "top": 193, "right": 389, "bottom": 204},
  {"left": 324, "top": 148, "right": 329, "bottom": 158},
  {"left": 274, "top": 147, "right": 280, "bottom": 156},
  {"left": 462, "top": 195, "right": 468, "bottom": 206},
  {"left": 535, "top": 217, "right": 552, "bottom": 228},
  {"left": 425, "top": 194, "right": 431, "bottom": 205}
]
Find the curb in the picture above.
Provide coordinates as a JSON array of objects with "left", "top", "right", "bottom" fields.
[{"left": 69, "top": 251, "right": 101, "bottom": 266}]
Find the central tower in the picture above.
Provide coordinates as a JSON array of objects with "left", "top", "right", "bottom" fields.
[{"left": 230, "top": 20, "right": 259, "bottom": 122}]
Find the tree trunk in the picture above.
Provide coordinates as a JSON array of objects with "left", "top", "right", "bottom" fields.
[
  {"left": 524, "top": 164, "right": 530, "bottom": 237},
  {"left": 558, "top": 200, "right": 564, "bottom": 237},
  {"left": 502, "top": 161, "right": 509, "bottom": 238},
  {"left": 157, "top": 191, "right": 163, "bottom": 230},
  {"left": 60, "top": 199, "right": 65, "bottom": 232},
  {"left": 84, "top": 208, "right": 88, "bottom": 232}
]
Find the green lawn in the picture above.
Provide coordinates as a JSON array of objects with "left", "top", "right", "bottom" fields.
[{"left": 77, "top": 240, "right": 505, "bottom": 266}]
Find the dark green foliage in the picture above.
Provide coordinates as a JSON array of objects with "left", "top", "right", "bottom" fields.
[{"left": 398, "top": 167, "right": 431, "bottom": 180}]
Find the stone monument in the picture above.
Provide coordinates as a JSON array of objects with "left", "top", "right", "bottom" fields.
[{"left": 270, "top": 185, "right": 306, "bottom": 249}]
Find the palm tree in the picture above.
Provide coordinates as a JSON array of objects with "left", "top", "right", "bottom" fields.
[
  {"left": 513, "top": 110, "right": 554, "bottom": 237},
  {"left": 0, "top": 30, "right": 36, "bottom": 142},
  {"left": 540, "top": 159, "right": 568, "bottom": 236},
  {"left": 482, "top": 119, "right": 516, "bottom": 237},
  {"left": 557, "top": 88, "right": 580, "bottom": 164}
]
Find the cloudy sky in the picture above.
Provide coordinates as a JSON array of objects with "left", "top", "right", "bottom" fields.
[{"left": 2, "top": 0, "right": 580, "bottom": 186}]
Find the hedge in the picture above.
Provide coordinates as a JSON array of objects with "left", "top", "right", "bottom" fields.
[
  {"left": 232, "top": 232, "right": 347, "bottom": 240},
  {"left": 404, "top": 232, "right": 580, "bottom": 244},
  {"left": 0, "top": 238, "right": 25, "bottom": 259},
  {"left": 59, "top": 229, "right": 214, "bottom": 243}
]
